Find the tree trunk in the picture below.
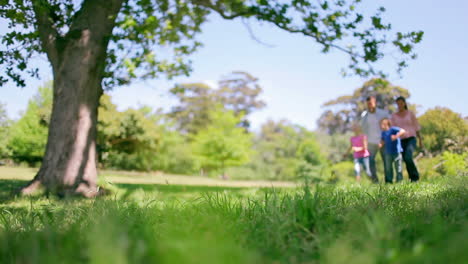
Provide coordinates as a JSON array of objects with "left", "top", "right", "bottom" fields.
[
  {"left": 21, "top": 0, "right": 125, "bottom": 197},
  {"left": 22, "top": 62, "right": 102, "bottom": 197}
]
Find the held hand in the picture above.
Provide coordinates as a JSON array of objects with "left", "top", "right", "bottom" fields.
[
  {"left": 352, "top": 146, "right": 363, "bottom": 152},
  {"left": 391, "top": 135, "right": 398, "bottom": 141}
]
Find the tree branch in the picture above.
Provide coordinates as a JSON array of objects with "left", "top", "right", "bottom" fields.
[
  {"left": 241, "top": 19, "right": 276, "bottom": 48},
  {"left": 193, "top": 0, "right": 364, "bottom": 61},
  {"left": 269, "top": 21, "right": 363, "bottom": 60},
  {"left": 192, "top": 0, "right": 254, "bottom": 19},
  {"left": 30, "top": 0, "right": 60, "bottom": 67},
  {"left": 64, "top": 0, "right": 125, "bottom": 50}
]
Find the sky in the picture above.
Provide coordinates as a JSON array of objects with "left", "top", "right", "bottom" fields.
[{"left": 1, "top": 0, "right": 467, "bottom": 131}]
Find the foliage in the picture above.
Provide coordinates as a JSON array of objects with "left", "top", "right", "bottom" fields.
[
  {"left": 416, "top": 155, "right": 444, "bottom": 180},
  {"left": 192, "top": 107, "right": 253, "bottom": 175},
  {"left": 419, "top": 107, "right": 468, "bottom": 155},
  {"left": 7, "top": 82, "right": 52, "bottom": 165},
  {"left": 6, "top": 88, "right": 198, "bottom": 173},
  {"left": 330, "top": 160, "right": 355, "bottom": 180},
  {"left": 316, "top": 130, "right": 353, "bottom": 163},
  {"left": 318, "top": 78, "right": 413, "bottom": 134},
  {"left": 169, "top": 71, "right": 265, "bottom": 134},
  {"left": 98, "top": 94, "right": 197, "bottom": 173},
  {"left": 0, "top": 174, "right": 466, "bottom": 263},
  {"left": 0, "top": 0, "right": 208, "bottom": 88},
  {"left": 0, "top": 0, "right": 424, "bottom": 89},
  {"left": 0, "top": 102, "right": 11, "bottom": 159},
  {"left": 406, "top": 152, "right": 467, "bottom": 180},
  {"left": 215, "top": 71, "right": 266, "bottom": 128},
  {"left": 238, "top": 120, "right": 327, "bottom": 181},
  {"left": 439, "top": 151, "right": 467, "bottom": 177},
  {"left": 169, "top": 82, "right": 213, "bottom": 135},
  {"left": 296, "top": 138, "right": 327, "bottom": 166}
]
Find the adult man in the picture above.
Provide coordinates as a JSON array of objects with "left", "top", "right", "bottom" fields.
[{"left": 360, "top": 95, "right": 389, "bottom": 183}]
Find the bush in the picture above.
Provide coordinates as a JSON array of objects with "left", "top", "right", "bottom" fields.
[
  {"left": 419, "top": 107, "right": 468, "bottom": 155},
  {"left": 106, "top": 147, "right": 199, "bottom": 175},
  {"left": 417, "top": 156, "right": 443, "bottom": 179},
  {"left": 330, "top": 161, "right": 356, "bottom": 182},
  {"left": 416, "top": 152, "right": 467, "bottom": 179},
  {"left": 295, "top": 161, "right": 332, "bottom": 183},
  {"left": 439, "top": 151, "right": 468, "bottom": 177}
]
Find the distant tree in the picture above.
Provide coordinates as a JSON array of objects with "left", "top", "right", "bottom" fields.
[
  {"left": 169, "top": 82, "right": 215, "bottom": 135},
  {"left": 169, "top": 71, "right": 265, "bottom": 134},
  {"left": 98, "top": 94, "right": 196, "bottom": 173},
  {"left": 419, "top": 107, "right": 468, "bottom": 155},
  {"left": 0, "top": 103, "right": 11, "bottom": 159},
  {"left": 318, "top": 78, "right": 413, "bottom": 134},
  {"left": 215, "top": 71, "right": 266, "bottom": 128},
  {"left": 251, "top": 120, "right": 326, "bottom": 179},
  {"left": 315, "top": 130, "right": 353, "bottom": 163},
  {"left": 8, "top": 82, "right": 52, "bottom": 165},
  {"left": 297, "top": 138, "right": 328, "bottom": 166},
  {"left": 192, "top": 107, "right": 252, "bottom": 176}
]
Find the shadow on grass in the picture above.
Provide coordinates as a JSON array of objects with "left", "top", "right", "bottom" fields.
[
  {"left": 0, "top": 178, "right": 251, "bottom": 203},
  {"left": 114, "top": 183, "right": 250, "bottom": 200},
  {"left": 0, "top": 179, "right": 29, "bottom": 203},
  {"left": 115, "top": 183, "right": 246, "bottom": 193}
]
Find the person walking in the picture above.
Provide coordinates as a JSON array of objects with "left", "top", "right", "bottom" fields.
[
  {"left": 391, "top": 96, "right": 422, "bottom": 182},
  {"left": 347, "top": 123, "right": 371, "bottom": 182},
  {"left": 360, "top": 95, "right": 389, "bottom": 183},
  {"left": 379, "top": 118, "right": 406, "bottom": 183}
]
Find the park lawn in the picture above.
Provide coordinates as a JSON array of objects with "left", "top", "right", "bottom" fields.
[
  {"left": 0, "top": 166, "right": 297, "bottom": 188},
  {"left": 0, "top": 167, "right": 466, "bottom": 263}
]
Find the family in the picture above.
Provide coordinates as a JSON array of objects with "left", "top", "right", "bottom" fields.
[{"left": 349, "top": 95, "right": 422, "bottom": 183}]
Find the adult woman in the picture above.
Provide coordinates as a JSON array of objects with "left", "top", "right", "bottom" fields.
[{"left": 390, "top": 96, "right": 422, "bottom": 182}]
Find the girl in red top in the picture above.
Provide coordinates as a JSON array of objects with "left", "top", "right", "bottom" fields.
[
  {"left": 348, "top": 124, "right": 371, "bottom": 181},
  {"left": 390, "top": 96, "right": 423, "bottom": 182}
]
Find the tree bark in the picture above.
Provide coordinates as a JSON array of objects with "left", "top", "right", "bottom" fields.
[{"left": 21, "top": 0, "right": 125, "bottom": 197}]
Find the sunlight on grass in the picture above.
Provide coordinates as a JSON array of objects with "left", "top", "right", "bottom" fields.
[{"left": 0, "top": 167, "right": 466, "bottom": 263}]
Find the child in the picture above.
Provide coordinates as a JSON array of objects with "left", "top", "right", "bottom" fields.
[
  {"left": 348, "top": 124, "right": 371, "bottom": 182},
  {"left": 379, "top": 118, "right": 406, "bottom": 183}
]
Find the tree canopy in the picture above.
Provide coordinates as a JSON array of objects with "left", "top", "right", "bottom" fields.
[
  {"left": 0, "top": 102, "right": 11, "bottom": 159},
  {"left": 169, "top": 71, "right": 265, "bottom": 134},
  {"left": 1, "top": 0, "right": 423, "bottom": 89},
  {"left": 317, "top": 78, "right": 413, "bottom": 134},
  {"left": 250, "top": 119, "right": 326, "bottom": 180},
  {"left": 419, "top": 107, "right": 468, "bottom": 155},
  {"left": 192, "top": 107, "right": 252, "bottom": 175},
  {"left": 7, "top": 82, "right": 52, "bottom": 164}
]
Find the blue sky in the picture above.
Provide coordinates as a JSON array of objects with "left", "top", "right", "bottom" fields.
[{"left": 1, "top": 0, "right": 467, "bottom": 131}]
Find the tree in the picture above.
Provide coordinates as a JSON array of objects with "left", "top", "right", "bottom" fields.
[
  {"left": 169, "top": 71, "right": 265, "bottom": 134},
  {"left": 7, "top": 82, "right": 52, "bottom": 165},
  {"left": 169, "top": 82, "right": 215, "bottom": 135},
  {"left": 315, "top": 130, "right": 353, "bottom": 163},
  {"left": 215, "top": 71, "right": 265, "bottom": 128},
  {"left": 192, "top": 107, "right": 252, "bottom": 176},
  {"left": 1, "top": 0, "right": 423, "bottom": 196},
  {"left": 251, "top": 119, "right": 326, "bottom": 180},
  {"left": 98, "top": 94, "right": 197, "bottom": 173},
  {"left": 419, "top": 107, "right": 468, "bottom": 155},
  {"left": 0, "top": 102, "right": 11, "bottom": 159},
  {"left": 318, "top": 78, "right": 413, "bottom": 134}
]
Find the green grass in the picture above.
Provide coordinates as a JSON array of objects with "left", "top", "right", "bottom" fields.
[{"left": 0, "top": 169, "right": 466, "bottom": 263}]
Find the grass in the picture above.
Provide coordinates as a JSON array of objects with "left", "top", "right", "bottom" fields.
[
  {"left": 0, "top": 166, "right": 297, "bottom": 188},
  {"left": 0, "top": 167, "right": 466, "bottom": 263}
]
